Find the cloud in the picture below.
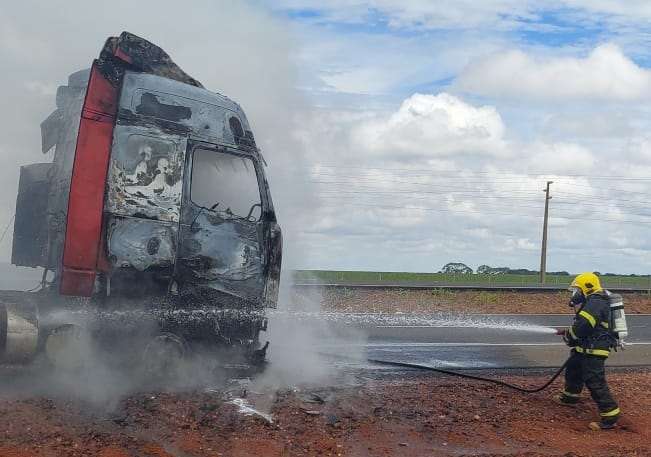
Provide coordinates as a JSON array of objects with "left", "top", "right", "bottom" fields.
[
  {"left": 455, "top": 43, "right": 651, "bottom": 101},
  {"left": 625, "top": 137, "right": 651, "bottom": 165},
  {"left": 352, "top": 93, "right": 508, "bottom": 159},
  {"left": 275, "top": 1, "right": 651, "bottom": 31},
  {"left": 4, "top": 0, "right": 651, "bottom": 277},
  {"left": 292, "top": 23, "right": 508, "bottom": 99},
  {"left": 294, "top": 87, "right": 651, "bottom": 274},
  {"left": 541, "top": 111, "right": 634, "bottom": 139},
  {"left": 274, "top": 1, "right": 535, "bottom": 30},
  {"left": 564, "top": 0, "right": 651, "bottom": 19},
  {"left": 524, "top": 142, "right": 595, "bottom": 173},
  {"left": 504, "top": 237, "right": 538, "bottom": 251}
]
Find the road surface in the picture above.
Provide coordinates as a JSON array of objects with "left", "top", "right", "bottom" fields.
[{"left": 314, "top": 314, "right": 651, "bottom": 370}]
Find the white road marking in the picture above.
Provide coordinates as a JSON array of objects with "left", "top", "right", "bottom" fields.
[
  {"left": 363, "top": 342, "right": 651, "bottom": 347},
  {"left": 374, "top": 325, "right": 556, "bottom": 329},
  {"left": 404, "top": 314, "right": 651, "bottom": 317}
]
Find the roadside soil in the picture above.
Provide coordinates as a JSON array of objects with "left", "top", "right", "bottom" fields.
[
  {"left": 0, "top": 370, "right": 649, "bottom": 457},
  {"left": 314, "top": 288, "right": 651, "bottom": 314},
  {"left": 1, "top": 289, "right": 648, "bottom": 456}
]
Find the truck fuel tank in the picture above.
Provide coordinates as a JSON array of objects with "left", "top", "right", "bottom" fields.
[{"left": 0, "top": 304, "right": 39, "bottom": 363}]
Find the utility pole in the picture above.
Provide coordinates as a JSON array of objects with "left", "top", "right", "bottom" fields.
[{"left": 540, "top": 181, "right": 553, "bottom": 285}]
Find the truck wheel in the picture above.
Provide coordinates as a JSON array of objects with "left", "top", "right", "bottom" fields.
[
  {"left": 141, "top": 332, "right": 187, "bottom": 381},
  {"left": 44, "top": 324, "right": 90, "bottom": 371}
]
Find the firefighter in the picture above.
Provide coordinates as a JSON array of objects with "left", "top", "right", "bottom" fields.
[{"left": 554, "top": 272, "right": 620, "bottom": 430}]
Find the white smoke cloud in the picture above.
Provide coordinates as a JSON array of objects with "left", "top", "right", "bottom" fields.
[
  {"left": 0, "top": 0, "right": 314, "bottom": 271},
  {"left": 0, "top": 1, "right": 375, "bottom": 399}
]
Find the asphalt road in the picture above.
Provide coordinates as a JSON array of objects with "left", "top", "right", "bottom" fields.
[
  {"left": 320, "top": 314, "right": 651, "bottom": 370},
  {"left": 364, "top": 314, "right": 651, "bottom": 343}
]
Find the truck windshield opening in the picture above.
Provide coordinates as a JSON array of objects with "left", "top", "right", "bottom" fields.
[{"left": 190, "top": 148, "right": 262, "bottom": 221}]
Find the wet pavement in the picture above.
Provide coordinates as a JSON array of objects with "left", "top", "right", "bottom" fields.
[{"left": 310, "top": 314, "right": 651, "bottom": 370}]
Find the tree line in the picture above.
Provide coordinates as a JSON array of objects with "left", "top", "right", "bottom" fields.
[{"left": 438, "top": 263, "right": 647, "bottom": 277}]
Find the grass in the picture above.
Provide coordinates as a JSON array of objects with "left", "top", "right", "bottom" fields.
[
  {"left": 293, "top": 270, "right": 651, "bottom": 289},
  {"left": 477, "top": 291, "right": 500, "bottom": 304},
  {"left": 429, "top": 288, "right": 457, "bottom": 298}
]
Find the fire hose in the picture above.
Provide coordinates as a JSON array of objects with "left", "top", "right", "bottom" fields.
[
  {"left": 365, "top": 327, "right": 571, "bottom": 394},
  {"left": 366, "top": 356, "right": 571, "bottom": 393}
]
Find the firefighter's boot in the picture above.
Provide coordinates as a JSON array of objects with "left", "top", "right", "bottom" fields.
[
  {"left": 588, "top": 421, "right": 618, "bottom": 431},
  {"left": 553, "top": 391, "right": 580, "bottom": 407},
  {"left": 588, "top": 406, "right": 620, "bottom": 431}
]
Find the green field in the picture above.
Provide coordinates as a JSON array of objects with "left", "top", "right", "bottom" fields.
[{"left": 293, "top": 270, "right": 651, "bottom": 289}]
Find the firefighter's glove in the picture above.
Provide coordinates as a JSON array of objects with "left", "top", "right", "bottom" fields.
[{"left": 562, "top": 329, "right": 578, "bottom": 347}]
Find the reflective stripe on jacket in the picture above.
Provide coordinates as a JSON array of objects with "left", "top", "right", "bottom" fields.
[{"left": 569, "top": 291, "right": 613, "bottom": 357}]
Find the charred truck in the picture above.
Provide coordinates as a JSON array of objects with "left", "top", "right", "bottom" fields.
[{"left": 1, "top": 32, "right": 282, "bottom": 369}]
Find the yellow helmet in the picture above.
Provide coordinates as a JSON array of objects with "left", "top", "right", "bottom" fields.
[{"left": 570, "top": 272, "right": 602, "bottom": 296}]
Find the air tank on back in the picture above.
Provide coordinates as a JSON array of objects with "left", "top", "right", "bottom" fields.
[{"left": 607, "top": 293, "right": 628, "bottom": 340}]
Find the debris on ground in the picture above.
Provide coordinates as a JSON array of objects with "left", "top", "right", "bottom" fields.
[{"left": 0, "top": 370, "right": 649, "bottom": 456}]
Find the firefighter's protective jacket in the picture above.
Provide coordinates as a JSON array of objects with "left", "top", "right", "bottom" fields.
[{"left": 567, "top": 291, "right": 613, "bottom": 357}]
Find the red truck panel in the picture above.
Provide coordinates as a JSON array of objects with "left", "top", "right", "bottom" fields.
[{"left": 60, "top": 62, "right": 118, "bottom": 296}]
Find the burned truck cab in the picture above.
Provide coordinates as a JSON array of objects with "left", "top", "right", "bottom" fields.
[
  {"left": 10, "top": 32, "right": 282, "bottom": 363},
  {"left": 107, "top": 72, "right": 279, "bottom": 306}
]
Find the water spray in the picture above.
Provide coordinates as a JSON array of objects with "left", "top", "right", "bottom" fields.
[
  {"left": 362, "top": 315, "right": 572, "bottom": 393},
  {"left": 366, "top": 322, "right": 571, "bottom": 393}
]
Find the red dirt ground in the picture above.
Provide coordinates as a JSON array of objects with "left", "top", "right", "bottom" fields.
[
  {"left": 0, "top": 370, "right": 649, "bottom": 457},
  {"left": 1, "top": 290, "right": 648, "bottom": 456},
  {"left": 317, "top": 289, "right": 651, "bottom": 314}
]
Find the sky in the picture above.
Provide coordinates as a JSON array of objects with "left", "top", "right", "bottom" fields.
[{"left": 2, "top": 0, "right": 651, "bottom": 275}]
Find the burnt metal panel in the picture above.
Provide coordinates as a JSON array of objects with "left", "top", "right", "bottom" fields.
[
  {"left": 60, "top": 61, "right": 120, "bottom": 297},
  {"left": 136, "top": 93, "right": 192, "bottom": 121},
  {"left": 119, "top": 72, "right": 254, "bottom": 148},
  {"left": 106, "top": 125, "right": 186, "bottom": 222},
  {"left": 103, "top": 32, "right": 203, "bottom": 89},
  {"left": 177, "top": 213, "right": 264, "bottom": 303},
  {"left": 45, "top": 73, "right": 88, "bottom": 272},
  {"left": 12, "top": 163, "right": 52, "bottom": 267},
  {"left": 40, "top": 110, "right": 62, "bottom": 153},
  {"left": 106, "top": 216, "right": 176, "bottom": 272},
  {"left": 262, "top": 222, "right": 282, "bottom": 308}
]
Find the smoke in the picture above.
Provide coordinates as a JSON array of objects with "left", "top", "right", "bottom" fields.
[
  {"left": 253, "top": 277, "right": 366, "bottom": 392},
  {"left": 1, "top": 304, "right": 255, "bottom": 411},
  {"left": 0, "top": 0, "right": 314, "bottom": 268},
  {"left": 0, "top": 0, "right": 351, "bottom": 409}
]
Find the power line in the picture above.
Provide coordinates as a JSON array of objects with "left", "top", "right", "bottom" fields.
[
  {"left": 310, "top": 171, "right": 552, "bottom": 184},
  {"left": 309, "top": 180, "right": 651, "bottom": 211},
  {"left": 308, "top": 180, "right": 551, "bottom": 196},
  {"left": 316, "top": 202, "right": 651, "bottom": 225},
  {"left": 316, "top": 187, "right": 651, "bottom": 208},
  {"left": 316, "top": 188, "right": 544, "bottom": 201},
  {"left": 550, "top": 181, "right": 651, "bottom": 196},
  {"left": 315, "top": 189, "right": 651, "bottom": 218},
  {"left": 313, "top": 187, "right": 651, "bottom": 214},
  {"left": 317, "top": 196, "right": 651, "bottom": 220},
  {"left": 307, "top": 177, "right": 651, "bottom": 199},
  {"left": 310, "top": 164, "right": 651, "bottom": 181},
  {"left": 304, "top": 168, "right": 651, "bottom": 197}
]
